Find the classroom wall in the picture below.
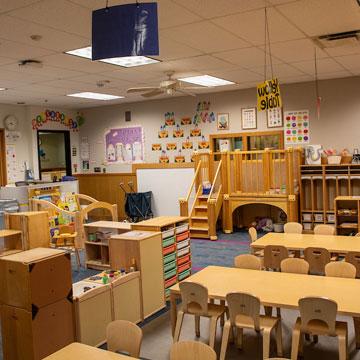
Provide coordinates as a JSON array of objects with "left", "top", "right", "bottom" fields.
[{"left": 80, "top": 76, "right": 360, "bottom": 173}]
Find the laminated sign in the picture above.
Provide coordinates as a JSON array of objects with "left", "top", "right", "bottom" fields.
[{"left": 257, "top": 78, "right": 282, "bottom": 112}]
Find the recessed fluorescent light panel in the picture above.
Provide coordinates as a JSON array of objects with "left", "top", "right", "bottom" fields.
[
  {"left": 179, "top": 75, "right": 235, "bottom": 87},
  {"left": 65, "top": 46, "right": 159, "bottom": 67},
  {"left": 67, "top": 92, "right": 123, "bottom": 101},
  {"left": 0, "top": 88, "right": 6, "bottom": 91}
]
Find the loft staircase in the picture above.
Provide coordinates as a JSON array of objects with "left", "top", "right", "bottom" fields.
[{"left": 179, "top": 159, "right": 223, "bottom": 240}]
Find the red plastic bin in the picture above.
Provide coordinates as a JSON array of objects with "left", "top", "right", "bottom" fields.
[
  {"left": 176, "top": 231, "right": 189, "bottom": 242},
  {"left": 165, "top": 275, "right": 177, "bottom": 288},
  {"left": 178, "top": 262, "right": 191, "bottom": 274},
  {"left": 163, "top": 244, "right": 176, "bottom": 256},
  {"left": 177, "top": 254, "right": 191, "bottom": 266}
]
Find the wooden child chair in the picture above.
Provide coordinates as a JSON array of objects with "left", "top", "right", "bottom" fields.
[
  {"left": 234, "top": 254, "right": 262, "bottom": 270},
  {"left": 304, "top": 247, "right": 332, "bottom": 275},
  {"left": 325, "top": 261, "right": 356, "bottom": 278},
  {"left": 313, "top": 224, "right": 335, "bottom": 235},
  {"left": 249, "top": 227, "right": 264, "bottom": 257},
  {"left": 52, "top": 224, "right": 81, "bottom": 269},
  {"left": 280, "top": 258, "right": 309, "bottom": 274},
  {"left": 264, "top": 245, "right": 288, "bottom": 271},
  {"left": 283, "top": 222, "right": 303, "bottom": 234},
  {"left": 106, "top": 320, "right": 143, "bottom": 358},
  {"left": 174, "top": 282, "right": 226, "bottom": 349},
  {"left": 170, "top": 341, "right": 216, "bottom": 360},
  {"left": 291, "top": 297, "right": 348, "bottom": 360},
  {"left": 220, "top": 292, "right": 283, "bottom": 360},
  {"left": 345, "top": 251, "right": 360, "bottom": 278}
]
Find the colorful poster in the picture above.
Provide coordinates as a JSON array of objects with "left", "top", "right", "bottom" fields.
[
  {"left": 267, "top": 108, "right": 283, "bottom": 128},
  {"left": 257, "top": 78, "right": 282, "bottom": 112},
  {"left": 190, "top": 127, "right": 201, "bottom": 137},
  {"left": 182, "top": 138, "right": 193, "bottom": 150},
  {"left": 284, "top": 110, "right": 310, "bottom": 145},
  {"left": 104, "top": 126, "right": 144, "bottom": 164},
  {"left": 158, "top": 125, "right": 168, "bottom": 138},
  {"left": 173, "top": 125, "right": 184, "bottom": 138},
  {"left": 159, "top": 151, "right": 169, "bottom": 163}
]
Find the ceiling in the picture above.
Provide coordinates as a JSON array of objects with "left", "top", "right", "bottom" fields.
[{"left": 0, "top": 0, "right": 359, "bottom": 108}]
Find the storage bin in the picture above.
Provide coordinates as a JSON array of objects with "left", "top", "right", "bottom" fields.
[
  {"left": 164, "top": 267, "right": 177, "bottom": 280},
  {"left": 303, "top": 223, "right": 312, "bottom": 230},
  {"left": 164, "top": 260, "right": 177, "bottom": 273},
  {"left": 162, "top": 228, "right": 174, "bottom": 239},
  {"left": 327, "top": 214, "right": 335, "bottom": 223},
  {"left": 164, "top": 252, "right": 176, "bottom": 265},
  {"left": 302, "top": 213, "right": 312, "bottom": 222},
  {"left": 162, "top": 236, "right": 175, "bottom": 248},
  {"left": 327, "top": 155, "right": 341, "bottom": 165},
  {"left": 165, "top": 287, "right": 171, "bottom": 298},
  {"left": 164, "top": 275, "right": 177, "bottom": 288},
  {"left": 178, "top": 261, "right": 191, "bottom": 273},
  {"left": 177, "top": 253, "right": 191, "bottom": 266},
  {"left": 314, "top": 213, "right": 324, "bottom": 222},
  {"left": 176, "top": 231, "right": 189, "bottom": 242},
  {"left": 177, "top": 245, "right": 190, "bottom": 257},
  {"left": 176, "top": 224, "right": 189, "bottom": 234},
  {"left": 163, "top": 244, "right": 176, "bottom": 256},
  {"left": 176, "top": 238, "right": 190, "bottom": 250},
  {"left": 273, "top": 223, "right": 284, "bottom": 233},
  {"left": 178, "top": 268, "right": 191, "bottom": 281}
]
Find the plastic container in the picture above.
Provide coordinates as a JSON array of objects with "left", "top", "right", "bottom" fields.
[
  {"left": 163, "top": 260, "right": 177, "bottom": 273},
  {"left": 178, "top": 262, "right": 191, "bottom": 273},
  {"left": 176, "top": 224, "right": 189, "bottom": 234},
  {"left": 176, "top": 231, "right": 189, "bottom": 242},
  {"left": 162, "top": 228, "right": 174, "bottom": 239},
  {"left": 178, "top": 269, "right": 191, "bottom": 281},
  {"left": 164, "top": 267, "right": 177, "bottom": 280},
  {"left": 162, "top": 236, "right": 175, "bottom": 248},
  {"left": 163, "top": 244, "right": 176, "bottom": 256},
  {"left": 163, "top": 252, "right": 176, "bottom": 265},
  {"left": 327, "top": 155, "right": 341, "bottom": 165},
  {"left": 177, "top": 245, "right": 190, "bottom": 257},
  {"left": 165, "top": 275, "right": 177, "bottom": 289},
  {"left": 273, "top": 223, "right": 284, "bottom": 233},
  {"left": 177, "top": 254, "right": 191, "bottom": 266},
  {"left": 176, "top": 238, "right": 190, "bottom": 250}
]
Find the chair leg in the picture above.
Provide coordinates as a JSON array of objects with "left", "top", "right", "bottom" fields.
[
  {"left": 262, "top": 328, "right": 271, "bottom": 360},
  {"left": 275, "top": 322, "right": 283, "bottom": 357},
  {"left": 220, "top": 300, "right": 225, "bottom": 327},
  {"left": 338, "top": 333, "right": 348, "bottom": 360},
  {"left": 219, "top": 320, "right": 231, "bottom": 360},
  {"left": 236, "top": 327, "right": 243, "bottom": 349},
  {"left": 195, "top": 316, "right": 200, "bottom": 337},
  {"left": 173, "top": 311, "right": 185, "bottom": 343},
  {"left": 291, "top": 327, "right": 301, "bottom": 360},
  {"left": 354, "top": 317, "right": 360, "bottom": 349},
  {"left": 209, "top": 316, "right": 218, "bottom": 349},
  {"left": 264, "top": 306, "right": 272, "bottom": 316},
  {"left": 276, "top": 307, "right": 281, "bottom": 318},
  {"left": 75, "top": 249, "right": 81, "bottom": 270}
]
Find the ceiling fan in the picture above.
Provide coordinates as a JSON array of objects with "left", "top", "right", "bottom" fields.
[{"left": 126, "top": 71, "right": 204, "bottom": 98}]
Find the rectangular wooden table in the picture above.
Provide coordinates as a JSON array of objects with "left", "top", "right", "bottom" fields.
[
  {"left": 169, "top": 266, "right": 360, "bottom": 346},
  {"left": 43, "top": 343, "right": 138, "bottom": 359},
  {"left": 251, "top": 232, "right": 360, "bottom": 253}
]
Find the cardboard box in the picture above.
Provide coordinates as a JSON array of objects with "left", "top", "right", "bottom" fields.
[
  {"left": 0, "top": 248, "right": 72, "bottom": 311},
  {"left": 0, "top": 298, "right": 75, "bottom": 360}
]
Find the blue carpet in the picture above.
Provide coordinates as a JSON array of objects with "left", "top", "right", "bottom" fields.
[{"left": 0, "top": 230, "right": 256, "bottom": 359}]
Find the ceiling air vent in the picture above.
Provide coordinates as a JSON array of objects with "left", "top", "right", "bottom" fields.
[{"left": 313, "top": 30, "right": 360, "bottom": 48}]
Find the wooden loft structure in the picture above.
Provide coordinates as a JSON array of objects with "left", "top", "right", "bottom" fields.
[{"left": 179, "top": 148, "right": 301, "bottom": 240}]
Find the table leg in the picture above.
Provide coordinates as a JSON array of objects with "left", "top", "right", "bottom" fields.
[
  {"left": 170, "top": 292, "right": 178, "bottom": 337},
  {"left": 354, "top": 317, "right": 360, "bottom": 349}
]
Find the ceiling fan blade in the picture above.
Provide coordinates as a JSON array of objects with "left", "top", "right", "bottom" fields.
[
  {"left": 176, "top": 89, "right": 197, "bottom": 97},
  {"left": 141, "top": 89, "right": 165, "bottom": 98},
  {"left": 127, "top": 87, "right": 159, "bottom": 93}
]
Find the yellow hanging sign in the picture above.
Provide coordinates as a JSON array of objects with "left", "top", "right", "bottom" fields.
[{"left": 257, "top": 78, "right": 282, "bottom": 112}]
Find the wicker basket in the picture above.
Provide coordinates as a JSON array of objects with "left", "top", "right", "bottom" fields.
[
  {"left": 341, "top": 155, "right": 353, "bottom": 164},
  {"left": 327, "top": 155, "right": 342, "bottom": 165}
]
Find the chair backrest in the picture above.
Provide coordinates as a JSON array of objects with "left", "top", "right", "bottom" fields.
[
  {"left": 284, "top": 222, "right": 303, "bottom": 234},
  {"left": 170, "top": 341, "right": 217, "bottom": 360},
  {"left": 280, "top": 258, "right": 309, "bottom": 274},
  {"left": 179, "top": 282, "right": 209, "bottom": 315},
  {"left": 264, "top": 245, "right": 288, "bottom": 270},
  {"left": 314, "top": 224, "right": 335, "bottom": 235},
  {"left": 345, "top": 251, "right": 360, "bottom": 278},
  {"left": 106, "top": 320, "right": 143, "bottom": 357},
  {"left": 298, "top": 297, "right": 338, "bottom": 336},
  {"left": 304, "top": 247, "right": 330, "bottom": 275},
  {"left": 226, "top": 292, "right": 261, "bottom": 331},
  {"left": 325, "top": 261, "right": 356, "bottom": 278},
  {"left": 248, "top": 227, "right": 257, "bottom": 242},
  {"left": 234, "top": 254, "right": 261, "bottom": 270}
]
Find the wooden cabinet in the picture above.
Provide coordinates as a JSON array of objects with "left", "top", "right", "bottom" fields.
[
  {"left": 300, "top": 165, "right": 360, "bottom": 232},
  {"left": 83, "top": 221, "right": 131, "bottom": 270},
  {"left": 334, "top": 196, "right": 360, "bottom": 235},
  {"left": 0, "top": 248, "right": 74, "bottom": 360},
  {"left": 131, "top": 216, "right": 191, "bottom": 299},
  {"left": 0, "top": 229, "right": 23, "bottom": 257},
  {"left": 5, "top": 211, "right": 50, "bottom": 249},
  {"left": 110, "top": 231, "right": 165, "bottom": 318}
]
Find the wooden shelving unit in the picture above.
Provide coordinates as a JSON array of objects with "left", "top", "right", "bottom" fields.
[
  {"left": 300, "top": 164, "right": 360, "bottom": 232},
  {"left": 0, "top": 229, "right": 23, "bottom": 257},
  {"left": 83, "top": 221, "right": 131, "bottom": 270},
  {"left": 131, "top": 216, "right": 191, "bottom": 299},
  {"left": 334, "top": 196, "right": 360, "bottom": 235}
]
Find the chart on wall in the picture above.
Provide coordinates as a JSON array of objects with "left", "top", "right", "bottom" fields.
[
  {"left": 284, "top": 110, "right": 310, "bottom": 145},
  {"left": 105, "top": 126, "right": 144, "bottom": 164}
]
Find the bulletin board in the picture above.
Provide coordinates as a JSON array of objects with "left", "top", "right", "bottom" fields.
[{"left": 284, "top": 110, "right": 310, "bottom": 146}]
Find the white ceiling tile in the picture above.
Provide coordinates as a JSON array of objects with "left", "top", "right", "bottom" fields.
[
  {"left": 292, "top": 58, "right": 347, "bottom": 75},
  {"left": 270, "top": 38, "right": 328, "bottom": 63},
  {"left": 279, "top": 74, "right": 314, "bottom": 84},
  {"left": 213, "top": 7, "right": 305, "bottom": 46},
  {"left": 0, "top": 38, "right": 55, "bottom": 60},
  {"left": 0, "top": 69, "right": 55, "bottom": 84},
  {"left": 9, "top": 0, "right": 91, "bottom": 37},
  {"left": 162, "top": 21, "right": 251, "bottom": 53},
  {"left": 324, "top": 44, "right": 360, "bottom": 57},
  {"left": 277, "top": 0, "right": 360, "bottom": 37},
  {"left": 206, "top": 68, "right": 264, "bottom": 83},
  {"left": 317, "top": 71, "right": 353, "bottom": 80},
  {"left": 334, "top": 54, "right": 360, "bottom": 72},
  {"left": 0, "top": 0, "right": 41, "bottom": 14},
  {"left": 35, "top": 79, "right": 116, "bottom": 93},
  {"left": 268, "top": 0, "right": 298, "bottom": 4},
  {"left": 214, "top": 47, "right": 283, "bottom": 68},
  {"left": 0, "top": 15, "right": 89, "bottom": 52},
  {"left": 172, "top": 0, "right": 266, "bottom": 19},
  {"left": 100, "top": 68, "right": 163, "bottom": 83},
  {"left": 250, "top": 63, "right": 306, "bottom": 78}
]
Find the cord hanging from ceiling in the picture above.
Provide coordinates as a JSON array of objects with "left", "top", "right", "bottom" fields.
[{"left": 263, "top": 6, "right": 274, "bottom": 81}]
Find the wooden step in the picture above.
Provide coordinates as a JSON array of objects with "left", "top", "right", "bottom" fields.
[
  {"left": 189, "top": 226, "right": 209, "bottom": 232},
  {"left": 198, "top": 195, "right": 209, "bottom": 199},
  {"left": 190, "top": 226, "right": 209, "bottom": 239},
  {"left": 191, "top": 216, "right": 208, "bottom": 221},
  {"left": 195, "top": 205, "right": 207, "bottom": 210}
]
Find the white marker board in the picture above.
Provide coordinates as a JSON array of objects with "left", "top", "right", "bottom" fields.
[{"left": 136, "top": 168, "right": 195, "bottom": 216}]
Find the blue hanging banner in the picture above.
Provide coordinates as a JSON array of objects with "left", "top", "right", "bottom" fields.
[{"left": 92, "top": 2, "right": 159, "bottom": 60}]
